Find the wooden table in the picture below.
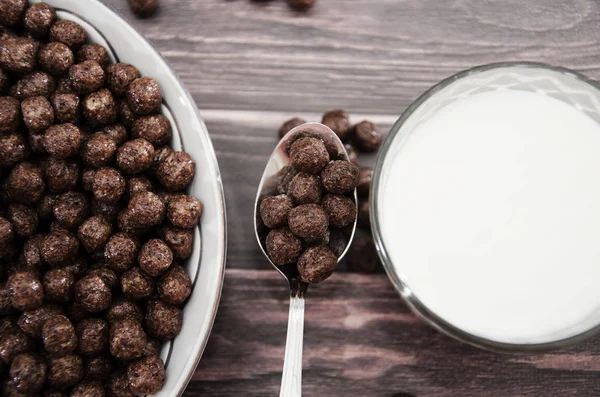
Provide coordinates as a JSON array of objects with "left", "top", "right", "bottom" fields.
[{"left": 104, "top": 0, "right": 600, "bottom": 395}]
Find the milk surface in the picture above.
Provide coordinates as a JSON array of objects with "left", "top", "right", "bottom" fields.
[{"left": 379, "top": 90, "right": 600, "bottom": 344}]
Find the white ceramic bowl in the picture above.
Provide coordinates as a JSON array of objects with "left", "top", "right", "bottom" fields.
[{"left": 29, "top": 0, "right": 227, "bottom": 395}]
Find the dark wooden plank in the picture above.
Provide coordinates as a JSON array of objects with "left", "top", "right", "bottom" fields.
[
  {"left": 105, "top": 0, "right": 600, "bottom": 115},
  {"left": 187, "top": 269, "right": 600, "bottom": 396}
]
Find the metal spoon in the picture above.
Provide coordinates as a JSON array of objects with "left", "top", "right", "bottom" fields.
[{"left": 254, "top": 122, "right": 358, "bottom": 397}]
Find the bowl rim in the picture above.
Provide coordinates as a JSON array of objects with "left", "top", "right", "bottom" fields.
[{"left": 370, "top": 61, "right": 600, "bottom": 353}]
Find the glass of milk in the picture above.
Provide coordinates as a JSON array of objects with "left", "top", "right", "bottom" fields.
[{"left": 372, "top": 62, "right": 600, "bottom": 352}]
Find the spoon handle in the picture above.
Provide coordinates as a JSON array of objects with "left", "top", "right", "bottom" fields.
[{"left": 280, "top": 294, "right": 305, "bottom": 397}]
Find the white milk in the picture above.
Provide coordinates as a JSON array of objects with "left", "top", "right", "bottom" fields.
[{"left": 378, "top": 90, "right": 600, "bottom": 344}]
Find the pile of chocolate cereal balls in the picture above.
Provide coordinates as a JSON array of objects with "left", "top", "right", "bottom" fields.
[{"left": 0, "top": 1, "right": 202, "bottom": 395}]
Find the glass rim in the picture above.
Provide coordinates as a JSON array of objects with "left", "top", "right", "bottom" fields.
[{"left": 370, "top": 61, "right": 600, "bottom": 353}]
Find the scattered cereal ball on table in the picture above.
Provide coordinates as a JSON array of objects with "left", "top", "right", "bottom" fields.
[
  {"left": 322, "top": 109, "right": 351, "bottom": 141},
  {"left": 278, "top": 117, "right": 306, "bottom": 138},
  {"left": 83, "top": 88, "right": 118, "bottom": 127},
  {"left": 40, "top": 230, "right": 79, "bottom": 267},
  {"left": 352, "top": 120, "right": 383, "bottom": 153},
  {"left": 41, "top": 314, "right": 77, "bottom": 356},
  {"left": 104, "top": 232, "right": 139, "bottom": 272},
  {"left": 106, "top": 299, "right": 143, "bottom": 324},
  {"left": 9, "top": 352, "right": 47, "bottom": 393},
  {"left": 78, "top": 216, "right": 112, "bottom": 253},
  {"left": 289, "top": 137, "right": 329, "bottom": 174},
  {"left": 7, "top": 203, "right": 38, "bottom": 237},
  {"left": 106, "top": 371, "right": 136, "bottom": 397},
  {"left": 346, "top": 235, "right": 379, "bottom": 273},
  {"left": 50, "top": 92, "right": 80, "bottom": 124},
  {"left": 132, "top": 114, "right": 172, "bottom": 146},
  {"left": 71, "top": 381, "right": 105, "bottom": 397},
  {"left": 156, "top": 151, "right": 196, "bottom": 191},
  {"left": 121, "top": 267, "right": 154, "bottom": 301},
  {"left": 116, "top": 138, "right": 154, "bottom": 174},
  {"left": 127, "top": 191, "right": 165, "bottom": 227},
  {"left": 81, "top": 132, "right": 118, "bottom": 168},
  {"left": 358, "top": 199, "right": 371, "bottom": 230},
  {"left": 11, "top": 71, "right": 55, "bottom": 100},
  {"left": 288, "top": 172, "right": 323, "bottom": 205},
  {"left": 6, "top": 162, "right": 45, "bottom": 203},
  {"left": 92, "top": 167, "right": 126, "bottom": 204},
  {"left": 24, "top": 2, "right": 57, "bottom": 38},
  {"left": 265, "top": 228, "right": 302, "bottom": 266},
  {"left": 8, "top": 271, "right": 44, "bottom": 311},
  {"left": 145, "top": 299, "right": 182, "bottom": 341},
  {"left": 321, "top": 194, "right": 357, "bottom": 228},
  {"left": 321, "top": 160, "right": 360, "bottom": 194},
  {"left": 43, "top": 269, "right": 74, "bottom": 303},
  {"left": 298, "top": 246, "right": 337, "bottom": 284},
  {"left": 357, "top": 167, "right": 373, "bottom": 197},
  {"left": 0, "top": 133, "right": 29, "bottom": 167},
  {"left": 43, "top": 123, "right": 81, "bottom": 159},
  {"left": 159, "top": 225, "right": 193, "bottom": 259},
  {"left": 76, "top": 43, "right": 110, "bottom": 68},
  {"left": 158, "top": 264, "right": 192, "bottom": 306},
  {"left": 288, "top": 203, "right": 329, "bottom": 243},
  {"left": 52, "top": 191, "right": 89, "bottom": 230},
  {"left": 0, "top": 96, "right": 21, "bottom": 133},
  {"left": 166, "top": 194, "right": 203, "bottom": 229},
  {"left": 106, "top": 63, "right": 140, "bottom": 97},
  {"left": 287, "top": 0, "right": 316, "bottom": 10},
  {"left": 74, "top": 274, "right": 111, "bottom": 313},
  {"left": 138, "top": 239, "right": 173, "bottom": 277},
  {"left": 85, "top": 354, "right": 116, "bottom": 381},
  {"left": 44, "top": 157, "right": 80, "bottom": 193},
  {"left": 0, "top": 37, "right": 38, "bottom": 73},
  {"left": 129, "top": 0, "right": 160, "bottom": 18},
  {"left": 109, "top": 318, "right": 146, "bottom": 361},
  {"left": 46, "top": 354, "right": 84, "bottom": 390},
  {"left": 21, "top": 96, "right": 54, "bottom": 132},
  {"left": 127, "top": 355, "right": 165, "bottom": 394},
  {"left": 69, "top": 60, "right": 105, "bottom": 94},
  {"left": 49, "top": 20, "right": 86, "bottom": 49},
  {"left": 260, "top": 194, "right": 293, "bottom": 229},
  {"left": 75, "top": 318, "right": 108, "bottom": 356},
  {"left": 0, "top": 0, "right": 27, "bottom": 27},
  {"left": 127, "top": 77, "right": 162, "bottom": 115}
]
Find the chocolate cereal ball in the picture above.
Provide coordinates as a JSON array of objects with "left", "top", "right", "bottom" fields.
[
  {"left": 12, "top": 71, "right": 55, "bottom": 100},
  {"left": 0, "top": 133, "right": 29, "bottom": 167},
  {"left": 116, "top": 138, "right": 154, "bottom": 174},
  {"left": 53, "top": 191, "right": 89, "bottom": 230},
  {"left": 357, "top": 167, "right": 372, "bottom": 197},
  {"left": 0, "top": 37, "right": 38, "bottom": 73},
  {"left": 118, "top": 98, "right": 136, "bottom": 127},
  {"left": 151, "top": 145, "right": 171, "bottom": 174},
  {"left": 289, "top": 137, "right": 329, "bottom": 174},
  {"left": 278, "top": 117, "right": 305, "bottom": 138},
  {"left": 322, "top": 109, "right": 351, "bottom": 141},
  {"left": 106, "top": 63, "right": 140, "bottom": 97},
  {"left": 76, "top": 43, "right": 109, "bottom": 68},
  {"left": 260, "top": 195, "right": 293, "bottom": 229},
  {"left": 288, "top": 172, "right": 323, "bottom": 205},
  {"left": 156, "top": 151, "right": 195, "bottom": 191},
  {"left": 0, "top": 216, "right": 14, "bottom": 250},
  {"left": 50, "top": 92, "right": 79, "bottom": 124},
  {"left": 145, "top": 300, "right": 182, "bottom": 341},
  {"left": 287, "top": 0, "right": 316, "bottom": 10},
  {"left": 71, "top": 381, "right": 104, "bottom": 397},
  {"left": 352, "top": 120, "right": 383, "bottom": 152},
  {"left": 129, "top": 0, "right": 160, "bottom": 17},
  {"left": 109, "top": 318, "right": 146, "bottom": 361},
  {"left": 87, "top": 265, "right": 118, "bottom": 291},
  {"left": 9, "top": 353, "right": 47, "bottom": 393},
  {"left": 8, "top": 271, "right": 44, "bottom": 311},
  {"left": 55, "top": 75, "right": 73, "bottom": 94},
  {"left": 0, "top": 0, "right": 27, "bottom": 27},
  {"left": 0, "top": 282, "right": 14, "bottom": 315},
  {"left": 18, "top": 234, "right": 45, "bottom": 271},
  {"left": 44, "top": 157, "right": 80, "bottom": 193},
  {"left": 0, "top": 96, "right": 20, "bottom": 133},
  {"left": 127, "top": 355, "right": 165, "bottom": 395},
  {"left": 298, "top": 246, "right": 337, "bottom": 284},
  {"left": 24, "top": 3, "right": 57, "bottom": 38},
  {"left": 288, "top": 204, "right": 329, "bottom": 243},
  {"left": 90, "top": 198, "right": 120, "bottom": 224},
  {"left": 84, "top": 354, "right": 116, "bottom": 381},
  {"left": 78, "top": 216, "right": 111, "bottom": 253},
  {"left": 132, "top": 114, "right": 172, "bottom": 146},
  {"left": 121, "top": 267, "right": 154, "bottom": 301},
  {"left": 39, "top": 42, "right": 74, "bottom": 76},
  {"left": 74, "top": 275, "right": 111, "bottom": 313},
  {"left": 127, "top": 77, "right": 162, "bottom": 115},
  {"left": 35, "top": 194, "right": 54, "bottom": 220},
  {"left": 321, "top": 194, "right": 356, "bottom": 228},
  {"left": 157, "top": 265, "right": 191, "bottom": 306},
  {"left": 138, "top": 239, "right": 173, "bottom": 277},
  {"left": 42, "top": 315, "right": 77, "bottom": 356},
  {"left": 127, "top": 176, "right": 153, "bottom": 199},
  {"left": 49, "top": 20, "right": 86, "bottom": 49},
  {"left": 83, "top": 89, "right": 118, "bottom": 127},
  {"left": 265, "top": 228, "right": 302, "bottom": 266},
  {"left": 17, "top": 304, "right": 61, "bottom": 339},
  {"left": 159, "top": 225, "right": 193, "bottom": 260},
  {"left": 69, "top": 61, "right": 104, "bottom": 94},
  {"left": 102, "top": 123, "right": 128, "bottom": 146},
  {"left": 104, "top": 233, "right": 138, "bottom": 272},
  {"left": 106, "top": 299, "right": 143, "bottom": 324},
  {"left": 321, "top": 160, "right": 359, "bottom": 194},
  {"left": 6, "top": 162, "right": 45, "bottom": 204},
  {"left": 43, "top": 269, "right": 74, "bottom": 302},
  {"left": 7, "top": 203, "right": 37, "bottom": 237},
  {"left": 127, "top": 191, "right": 165, "bottom": 227},
  {"left": 43, "top": 123, "right": 82, "bottom": 159},
  {"left": 93, "top": 167, "right": 125, "bottom": 203},
  {"left": 106, "top": 371, "right": 135, "bottom": 397},
  {"left": 76, "top": 318, "right": 108, "bottom": 356},
  {"left": 166, "top": 194, "right": 203, "bottom": 229},
  {"left": 46, "top": 355, "right": 84, "bottom": 390},
  {"left": 41, "top": 230, "right": 79, "bottom": 266},
  {"left": 81, "top": 133, "right": 117, "bottom": 168},
  {"left": 21, "top": 96, "right": 54, "bottom": 132},
  {"left": 0, "top": 326, "right": 33, "bottom": 365}
]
